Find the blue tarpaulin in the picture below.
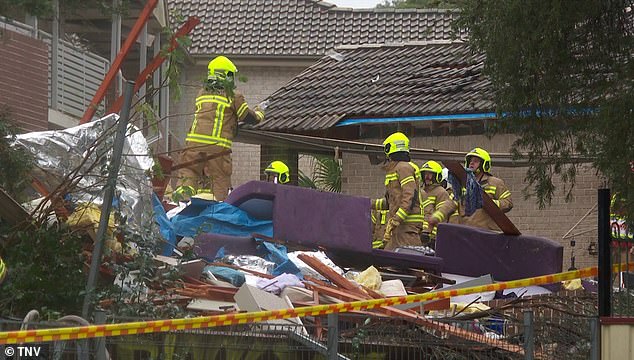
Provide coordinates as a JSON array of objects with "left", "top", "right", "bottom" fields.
[{"left": 153, "top": 195, "right": 273, "bottom": 256}]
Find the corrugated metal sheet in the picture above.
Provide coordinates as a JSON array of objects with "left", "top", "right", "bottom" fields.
[{"left": 168, "top": 0, "right": 463, "bottom": 57}]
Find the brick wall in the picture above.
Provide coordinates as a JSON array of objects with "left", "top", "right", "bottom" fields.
[
  {"left": 343, "top": 134, "right": 601, "bottom": 270},
  {"left": 171, "top": 63, "right": 307, "bottom": 187},
  {"left": 0, "top": 28, "right": 48, "bottom": 132}
]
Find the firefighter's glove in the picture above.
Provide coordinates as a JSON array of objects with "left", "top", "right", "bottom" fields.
[{"left": 383, "top": 217, "right": 401, "bottom": 244}]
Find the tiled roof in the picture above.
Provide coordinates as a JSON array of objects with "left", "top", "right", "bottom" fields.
[
  {"left": 168, "top": 0, "right": 461, "bottom": 56},
  {"left": 255, "top": 42, "right": 493, "bottom": 132}
]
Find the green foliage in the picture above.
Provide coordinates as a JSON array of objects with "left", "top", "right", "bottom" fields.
[
  {"left": 298, "top": 155, "right": 342, "bottom": 193},
  {"left": 458, "top": 0, "right": 634, "bottom": 218},
  {"left": 377, "top": 0, "right": 466, "bottom": 9},
  {"left": 0, "top": 223, "right": 86, "bottom": 317},
  {"left": 0, "top": 107, "right": 33, "bottom": 200}
]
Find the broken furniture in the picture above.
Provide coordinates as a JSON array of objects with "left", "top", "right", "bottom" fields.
[
  {"left": 435, "top": 223, "right": 563, "bottom": 282},
  {"left": 224, "top": 181, "right": 444, "bottom": 272}
]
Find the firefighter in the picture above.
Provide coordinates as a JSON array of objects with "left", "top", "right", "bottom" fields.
[
  {"left": 264, "top": 161, "right": 290, "bottom": 184},
  {"left": 420, "top": 160, "right": 457, "bottom": 247},
  {"left": 441, "top": 167, "right": 461, "bottom": 224},
  {"left": 173, "top": 56, "right": 264, "bottom": 202},
  {"left": 460, "top": 147, "right": 513, "bottom": 230},
  {"left": 372, "top": 132, "right": 424, "bottom": 250}
]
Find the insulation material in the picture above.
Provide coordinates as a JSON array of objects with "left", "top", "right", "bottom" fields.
[{"left": 14, "top": 114, "right": 154, "bottom": 230}]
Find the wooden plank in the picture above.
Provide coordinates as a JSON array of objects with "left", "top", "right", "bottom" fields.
[
  {"left": 443, "top": 160, "right": 520, "bottom": 235},
  {"left": 0, "top": 187, "right": 31, "bottom": 226},
  {"left": 296, "top": 254, "right": 363, "bottom": 294}
]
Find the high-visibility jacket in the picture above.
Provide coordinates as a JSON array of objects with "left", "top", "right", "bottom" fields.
[
  {"left": 373, "top": 161, "right": 424, "bottom": 226},
  {"left": 422, "top": 183, "right": 457, "bottom": 238},
  {"left": 460, "top": 173, "right": 512, "bottom": 231},
  {"left": 186, "top": 88, "right": 264, "bottom": 148}
]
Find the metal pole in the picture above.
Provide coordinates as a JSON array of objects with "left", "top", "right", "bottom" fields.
[
  {"left": 598, "top": 188, "right": 612, "bottom": 317},
  {"left": 51, "top": 0, "right": 59, "bottom": 110},
  {"left": 589, "top": 317, "right": 599, "bottom": 360},
  {"left": 523, "top": 310, "right": 534, "bottom": 360},
  {"left": 139, "top": 23, "right": 147, "bottom": 131},
  {"left": 327, "top": 313, "right": 339, "bottom": 360},
  {"left": 95, "top": 310, "right": 107, "bottom": 360},
  {"left": 81, "top": 81, "right": 135, "bottom": 319},
  {"left": 111, "top": 0, "right": 122, "bottom": 98}
]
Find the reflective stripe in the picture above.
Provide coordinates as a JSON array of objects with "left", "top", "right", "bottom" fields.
[
  {"left": 422, "top": 200, "right": 433, "bottom": 208},
  {"left": 400, "top": 176, "right": 415, "bottom": 186},
  {"left": 374, "top": 198, "right": 385, "bottom": 210},
  {"left": 384, "top": 173, "right": 398, "bottom": 185},
  {"left": 185, "top": 133, "right": 233, "bottom": 148},
  {"left": 371, "top": 213, "right": 377, "bottom": 223},
  {"left": 493, "top": 199, "right": 500, "bottom": 207},
  {"left": 404, "top": 214, "right": 424, "bottom": 223},
  {"left": 212, "top": 103, "right": 226, "bottom": 137},
  {"left": 380, "top": 211, "right": 388, "bottom": 225},
  {"left": 255, "top": 110, "right": 265, "bottom": 121},
  {"left": 500, "top": 190, "right": 511, "bottom": 199},
  {"left": 396, "top": 208, "right": 408, "bottom": 220},
  {"left": 436, "top": 200, "right": 446, "bottom": 209},
  {"left": 237, "top": 102, "right": 248, "bottom": 118},
  {"left": 196, "top": 95, "right": 230, "bottom": 107},
  {"left": 433, "top": 212, "right": 445, "bottom": 222}
]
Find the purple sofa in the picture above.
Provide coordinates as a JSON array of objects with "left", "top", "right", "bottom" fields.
[
  {"left": 435, "top": 223, "right": 563, "bottom": 281},
  {"left": 224, "top": 181, "right": 444, "bottom": 272}
]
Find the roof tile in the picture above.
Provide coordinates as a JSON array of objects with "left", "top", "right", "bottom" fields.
[
  {"left": 168, "top": 0, "right": 462, "bottom": 56},
  {"left": 255, "top": 42, "right": 493, "bottom": 132}
]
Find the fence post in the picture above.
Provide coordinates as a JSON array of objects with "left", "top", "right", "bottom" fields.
[
  {"left": 598, "top": 188, "right": 611, "bottom": 317},
  {"left": 590, "top": 317, "right": 599, "bottom": 360},
  {"left": 523, "top": 310, "right": 534, "bottom": 360},
  {"left": 95, "top": 310, "right": 107, "bottom": 360},
  {"left": 327, "top": 313, "right": 339, "bottom": 360}
]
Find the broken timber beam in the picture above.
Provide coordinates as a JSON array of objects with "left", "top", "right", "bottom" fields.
[{"left": 443, "top": 160, "right": 520, "bottom": 235}]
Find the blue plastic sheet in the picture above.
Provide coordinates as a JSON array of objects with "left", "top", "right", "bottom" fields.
[{"left": 153, "top": 196, "right": 273, "bottom": 256}]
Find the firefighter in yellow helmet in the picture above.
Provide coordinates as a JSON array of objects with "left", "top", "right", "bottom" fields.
[
  {"left": 420, "top": 160, "right": 456, "bottom": 246},
  {"left": 174, "top": 56, "right": 265, "bottom": 202},
  {"left": 264, "top": 161, "right": 290, "bottom": 184},
  {"left": 372, "top": 132, "right": 424, "bottom": 250},
  {"left": 460, "top": 147, "right": 513, "bottom": 230}
]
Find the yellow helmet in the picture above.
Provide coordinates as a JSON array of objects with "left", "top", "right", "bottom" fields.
[
  {"left": 264, "top": 161, "right": 290, "bottom": 184},
  {"left": 420, "top": 160, "right": 443, "bottom": 183},
  {"left": 383, "top": 132, "right": 409, "bottom": 156},
  {"left": 465, "top": 147, "right": 491, "bottom": 173},
  {"left": 207, "top": 55, "right": 237, "bottom": 81}
]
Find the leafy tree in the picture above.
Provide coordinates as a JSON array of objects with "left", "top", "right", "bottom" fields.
[
  {"left": 377, "top": 0, "right": 466, "bottom": 9},
  {"left": 458, "top": 0, "right": 634, "bottom": 220},
  {"left": 0, "top": 107, "right": 33, "bottom": 200}
]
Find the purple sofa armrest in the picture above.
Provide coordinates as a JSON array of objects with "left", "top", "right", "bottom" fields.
[{"left": 435, "top": 223, "right": 563, "bottom": 281}]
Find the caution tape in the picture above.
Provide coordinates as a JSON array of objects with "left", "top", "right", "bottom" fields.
[{"left": 1, "top": 262, "right": 632, "bottom": 345}]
